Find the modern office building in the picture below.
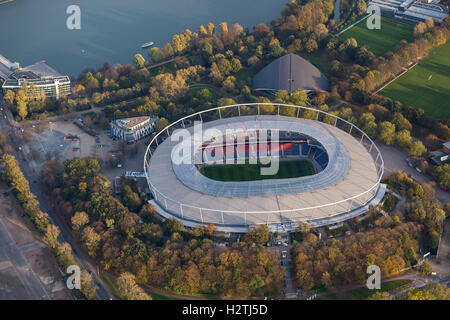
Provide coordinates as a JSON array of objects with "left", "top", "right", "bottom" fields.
[
  {"left": 110, "top": 116, "right": 159, "bottom": 143},
  {"left": 0, "top": 54, "right": 71, "bottom": 99}
]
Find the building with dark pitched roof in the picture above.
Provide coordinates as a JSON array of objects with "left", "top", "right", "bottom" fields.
[{"left": 251, "top": 53, "right": 330, "bottom": 95}]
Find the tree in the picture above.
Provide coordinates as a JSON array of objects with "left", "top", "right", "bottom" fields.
[
  {"left": 121, "top": 185, "right": 142, "bottom": 212},
  {"left": 396, "top": 130, "right": 412, "bottom": 148},
  {"left": 152, "top": 73, "right": 186, "bottom": 98},
  {"left": 290, "top": 89, "right": 308, "bottom": 106},
  {"left": 155, "top": 117, "right": 169, "bottom": 132},
  {"left": 116, "top": 272, "right": 151, "bottom": 300},
  {"left": 44, "top": 224, "right": 61, "bottom": 250},
  {"left": 4, "top": 90, "right": 15, "bottom": 106},
  {"left": 172, "top": 34, "right": 188, "bottom": 54},
  {"left": 17, "top": 98, "right": 28, "bottom": 120},
  {"left": 408, "top": 140, "right": 426, "bottom": 157},
  {"left": 244, "top": 225, "right": 270, "bottom": 244},
  {"left": 81, "top": 226, "right": 101, "bottom": 257},
  {"left": 134, "top": 54, "right": 146, "bottom": 69},
  {"left": 80, "top": 270, "right": 97, "bottom": 299},
  {"left": 164, "top": 217, "right": 184, "bottom": 234},
  {"left": 359, "top": 112, "right": 378, "bottom": 139},
  {"left": 304, "top": 39, "right": 318, "bottom": 53},
  {"left": 433, "top": 164, "right": 450, "bottom": 189},
  {"left": 162, "top": 43, "right": 174, "bottom": 58},
  {"left": 414, "top": 22, "right": 427, "bottom": 37},
  {"left": 418, "top": 261, "right": 432, "bottom": 276},
  {"left": 148, "top": 47, "right": 164, "bottom": 63},
  {"left": 408, "top": 282, "right": 450, "bottom": 300},
  {"left": 296, "top": 270, "right": 314, "bottom": 290},
  {"left": 378, "top": 121, "right": 396, "bottom": 145},
  {"left": 71, "top": 211, "right": 89, "bottom": 234}
]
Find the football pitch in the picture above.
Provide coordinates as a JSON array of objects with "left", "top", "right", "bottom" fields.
[
  {"left": 340, "top": 16, "right": 414, "bottom": 56},
  {"left": 380, "top": 40, "right": 450, "bottom": 119},
  {"left": 200, "top": 159, "right": 316, "bottom": 182}
]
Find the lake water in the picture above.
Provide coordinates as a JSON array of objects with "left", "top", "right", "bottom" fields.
[{"left": 0, "top": 0, "right": 285, "bottom": 76}]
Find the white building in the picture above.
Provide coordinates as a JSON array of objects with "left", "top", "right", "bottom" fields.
[
  {"left": 0, "top": 55, "right": 71, "bottom": 99},
  {"left": 110, "top": 116, "right": 158, "bottom": 143}
]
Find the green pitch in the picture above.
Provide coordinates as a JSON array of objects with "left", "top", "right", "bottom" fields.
[
  {"left": 380, "top": 40, "right": 450, "bottom": 119},
  {"left": 340, "top": 17, "right": 414, "bottom": 56},
  {"left": 200, "top": 159, "right": 316, "bottom": 182}
]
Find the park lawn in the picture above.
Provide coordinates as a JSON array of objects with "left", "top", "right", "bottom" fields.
[
  {"left": 340, "top": 17, "right": 414, "bottom": 56},
  {"left": 200, "top": 159, "right": 315, "bottom": 182},
  {"left": 380, "top": 40, "right": 450, "bottom": 119},
  {"left": 317, "top": 279, "right": 412, "bottom": 300}
]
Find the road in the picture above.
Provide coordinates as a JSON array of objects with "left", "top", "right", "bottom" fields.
[
  {"left": 0, "top": 101, "right": 113, "bottom": 300},
  {"left": 334, "top": 0, "right": 341, "bottom": 23}
]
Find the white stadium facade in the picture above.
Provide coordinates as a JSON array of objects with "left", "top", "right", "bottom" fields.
[{"left": 144, "top": 104, "right": 386, "bottom": 233}]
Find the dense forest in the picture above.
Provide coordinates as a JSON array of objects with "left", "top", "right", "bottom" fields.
[{"left": 40, "top": 158, "right": 285, "bottom": 298}]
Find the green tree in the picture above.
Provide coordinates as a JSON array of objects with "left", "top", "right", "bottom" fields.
[
  {"left": 378, "top": 121, "right": 396, "bottom": 145},
  {"left": 433, "top": 164, "right": 450, "bottom": 189},
  {"left": 408, "top": 282, "right": 450, "bottom": 300},
  {"left": 290, "top": 89, "right": 308, "bottom": 106},
  {"left": 408, "top": 140, "right": 427, "bottom": 157},
  {"left": 155, "top": 117, "right": 169, "bottom": 132},
  {"left": 134, "top": 54, "right": 146, "bottom": 69},
  {"left": 396, "top": 130, "right": 412, "bottom": 148},
  {"left": 148, "top": 47, "right": 164, "bottom": 62}
]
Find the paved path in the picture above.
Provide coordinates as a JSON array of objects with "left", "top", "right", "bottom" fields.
[
  {"left": 378, "top": 144, "right": 449, "bottom": 205},
  {"left": 334, "top": 0, "right": 341, "bottom": 23}
]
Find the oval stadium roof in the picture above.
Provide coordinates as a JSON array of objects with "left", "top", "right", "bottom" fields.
[{"left": 252, "top": 53, "right": 330, "bottom": 94}]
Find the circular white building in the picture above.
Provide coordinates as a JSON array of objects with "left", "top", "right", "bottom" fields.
[{"left": 144, "top": 104, "right": 385, "bottom": 233}]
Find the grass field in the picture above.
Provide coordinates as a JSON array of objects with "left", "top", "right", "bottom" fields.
[
  {"left": 200, "top": 159, "right": 315, "bottom": 182},
  {"left": 380, "top": 40, "right": 450, "bottom": 119},
  {"left": 340, "top": 17, "right": 414, "bottom": 56},
  {"left": 317, "top": 279, "right": 412, "bottom": 300}
]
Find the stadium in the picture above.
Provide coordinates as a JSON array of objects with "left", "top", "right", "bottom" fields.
[{"left": 144, "top": 104, "right": 386, "bottom": 233}]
